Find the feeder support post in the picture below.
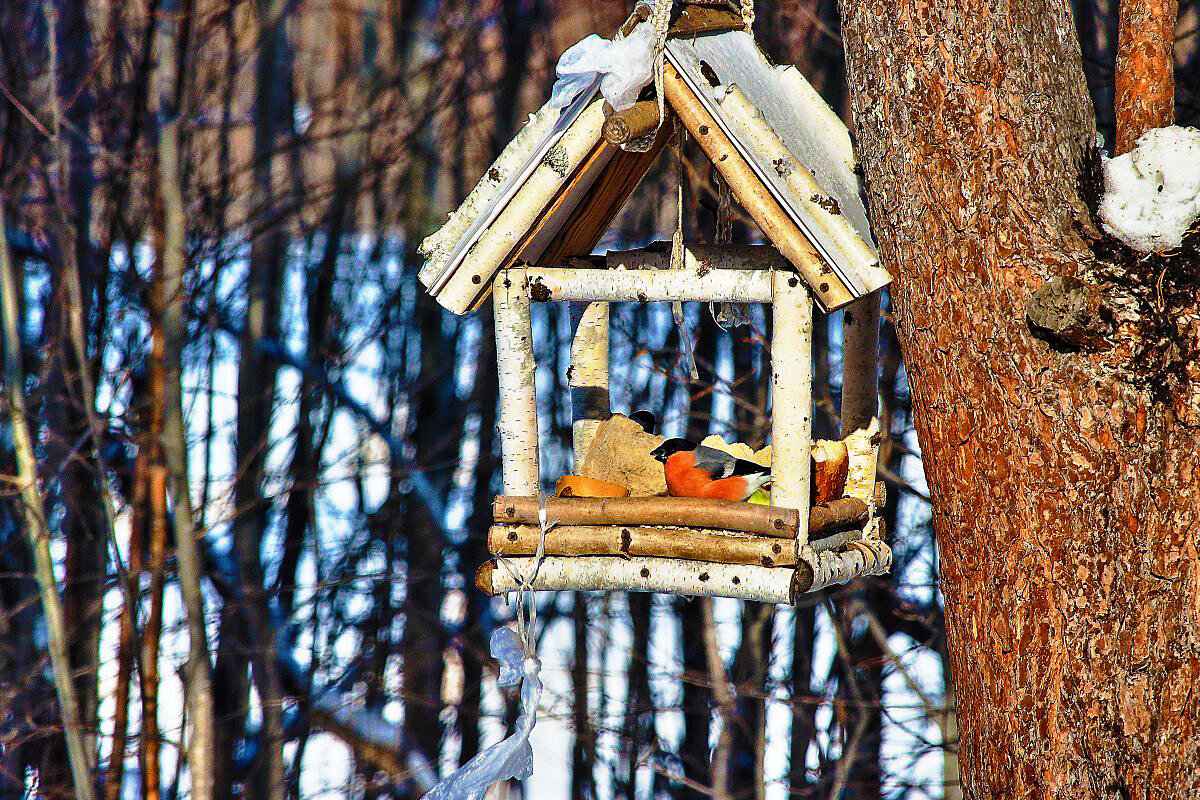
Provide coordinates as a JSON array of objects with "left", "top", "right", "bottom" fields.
[
  {"left": 840, "top": 290, "right": 881, "bottom": 436},
  {"left": 494, "top": 268, "right": 541, "bottom": 494},
  {"left": 770, "top": 271, "right": 814, "bottom": 545},
  {"left": 569, "top": 302, "right": 610, "bottom": 465}
]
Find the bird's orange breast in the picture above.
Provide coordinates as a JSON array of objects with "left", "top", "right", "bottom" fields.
[{"left": 664, "top": 452, "right": 750, "bottom": 500}]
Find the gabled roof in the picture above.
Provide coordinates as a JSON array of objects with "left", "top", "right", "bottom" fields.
[{"left": 418, "top": 10, "right": 890, "bottom": 315}]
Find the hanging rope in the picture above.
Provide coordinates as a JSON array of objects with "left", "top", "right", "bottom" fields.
[
  {"left": 494, "top": 490, "right": 557, "bottom": 658},
  {"left": 649, "top": 0, "right": 673, "bottom": 128},
  {"left": 671, "top": 119, "right": 700, "bottom": 380},
  {"left": 710, "top": 168, "right": 753, "bottom": 329}
]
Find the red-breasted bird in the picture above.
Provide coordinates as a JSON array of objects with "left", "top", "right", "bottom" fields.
[{"left": 650, "top": 438, "right": 771, "bottom": 501}]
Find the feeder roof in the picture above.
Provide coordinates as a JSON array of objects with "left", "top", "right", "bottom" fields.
[{"left": 418, "top": 7, "right": 890, "bottom": 314}]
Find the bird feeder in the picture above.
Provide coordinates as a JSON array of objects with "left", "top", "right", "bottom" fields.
[{"left": 417, "top": 2, "right": 893, "bottom": 604}]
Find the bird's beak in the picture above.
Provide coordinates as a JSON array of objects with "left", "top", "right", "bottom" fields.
[{"left": 649, "top": 446, "right": 665, "bottom": 463}]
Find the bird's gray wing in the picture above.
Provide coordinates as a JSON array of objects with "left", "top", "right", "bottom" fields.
[{"left": 691, "top": 445, "right": 740, "bottom": 479}]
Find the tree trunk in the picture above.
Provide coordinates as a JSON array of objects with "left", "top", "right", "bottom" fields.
[
  {"left": 788, "top": 603, "right": 818, "bottom": 797},
  {"left": 839, "top": 0, "right": 1200, "bottom": 797},
  {"left": 571, "top": 593, "right": 594, "bottom": 800},
  {"left": 398, "top": 291, "right": 454, "bottom": 785},
  {"left": 620, "top": 591, "right": 653, "bottom": 798},
  {"left": 457, "top": 303, "right": 498, "bottom": 768},
  {"left": 230, "top": 1, "right": 291, "bottom": 796}
]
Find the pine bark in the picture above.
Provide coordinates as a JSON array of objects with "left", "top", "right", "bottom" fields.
[
  {"left": 1114, "top": 0, "right": 1177, "bottom": 153},
  {"left": 839, "top": 0, "right": 1200, "bottom": 796}
]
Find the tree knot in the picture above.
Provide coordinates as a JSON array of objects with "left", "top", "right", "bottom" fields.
[{"left": 1025, "top": 276, "right": 1116, "bottom": 352}]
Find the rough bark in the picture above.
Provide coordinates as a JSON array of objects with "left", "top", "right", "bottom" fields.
[
  {"left": 840, "top": 0, "right": 1200, "bottom": 797},
  {"left": 1114, "top": 0, "right": 1178, "bottom": 153}
]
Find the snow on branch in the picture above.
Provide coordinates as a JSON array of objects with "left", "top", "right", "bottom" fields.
[{"left": 1099, "top": 126, "right": 1200, "bottom": 253}]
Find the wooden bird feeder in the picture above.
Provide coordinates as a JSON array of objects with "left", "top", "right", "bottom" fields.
[{"left": 418, "top": 2, "right": 893, "bottom": 604}]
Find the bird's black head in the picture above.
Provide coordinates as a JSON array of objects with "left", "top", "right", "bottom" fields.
[{"left": 650, "top": 438, "right": 696, "bottom": 463}]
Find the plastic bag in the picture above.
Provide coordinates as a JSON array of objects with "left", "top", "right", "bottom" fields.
[
  {"left": 549, "top": 24, "right": 656, "bottom": 112},
  {"left": 424, "top": 627, "right": 542, "bottom": 799}
]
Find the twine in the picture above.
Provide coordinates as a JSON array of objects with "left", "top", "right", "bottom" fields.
[{"left": 493, "top": 490, "right": 558, "bottom": 658}]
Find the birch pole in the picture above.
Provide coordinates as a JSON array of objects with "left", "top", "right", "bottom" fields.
[
  {"left": 494, "top": 268, "right": 541, "bottom": 494},
  {"left": 840, "top": 292, "right": 882, "bottom": 536},
  {"left": 155, "top": 1, "right": 216, "bottom": 793},
  {"left": 478, "top": 557, "right": 797, "bottom": 603},
  {"left": 524, "top": 267, "right": 774, "bottom": 304},
  {"left": 840, "top": 291, "right": 881, "bottom": 436},
  {"left": 0, "top": 228, "right": 96, "bottom": 800},
  {"left": 570, "top": 302, "right": 609, "bottom": 463},
  {"left": 771, "top": 272, "right": 814, "bottom": 546},
  {"left": 662, "top": 63, "right": 853, "bottom": 310}
]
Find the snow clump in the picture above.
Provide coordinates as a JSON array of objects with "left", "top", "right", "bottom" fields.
[{"left": 1099, "top": 125, "right": 1200, "bottom": 253}]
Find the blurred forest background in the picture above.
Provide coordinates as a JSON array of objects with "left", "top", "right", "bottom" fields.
[{"left": 0, "top": 0, "right": 1197, "bottom": 798}]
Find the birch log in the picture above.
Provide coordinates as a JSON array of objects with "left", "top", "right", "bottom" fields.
[
  {"left": 841, "top": 290, "right": 881, "bottom": 435},
  {"left": 417, "top": 99, "right": 561, "bottom": 284},
  {"left": 494, "top": 495, "right": 800, "bottom": 536},
  {"left": 808, "top": 497, "right": 869, "bottom": 531},
  {"left": 494, "top": 269, "right": 541, "bottom": 494},
  {"left": 494, "top": 495, "right": 865, "bottom": 536},
  {"left": 844, "top": 417, "right": 881, "bottom": 530},
  {"left": 795, "top": 538, "right": 892, "bottom": 593},
  {"left": 662, "top": 63, "right": 852, "bottom": 310},
  {"left": 570, "top": 302, "right": 609, "bottom": 463},
  {"left": 424, "top": 98, "right": 609, "bottom": 314},
  {"left": 488, "top": 525, "right": 799, "bottom": 566},
  {"left": 771, "top": 271, "right": 814, "bottom": 548},
  {"left": 524, "top": 267, "right": 773, "bottom": 303},
  {"left": 477, "top": 556, "right": 798, "bottom": 603},
  {"left": 603, "top": 243, "right": 790, "bottom": 272},
  {"left": 602, "top": 100, "right": 661, "bottom": 145},
  {"left": 717, "top": 85, "right": 888, "bottom": 293}
]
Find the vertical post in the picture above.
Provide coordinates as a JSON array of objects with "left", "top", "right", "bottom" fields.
[
  {"left": 840, "top": 291, "right": 882, "bottom": 531},
  {"left": 494, "top": 268, "right": 541, "bottom": 494},
  {"left": 771, "top": 272, "right": 813, "bottom": 545},
  {"left": 840, "top": 291, "right": 881, "bottom": 436},
  {"left": 569, "top": 301, "right": 610, "bottom": 464}
]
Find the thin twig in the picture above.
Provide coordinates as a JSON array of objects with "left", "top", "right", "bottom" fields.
[{"left": 0, "top": 216, "right": 96, "bottom": 800}]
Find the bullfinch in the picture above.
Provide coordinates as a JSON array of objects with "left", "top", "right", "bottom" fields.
[{"left": 650, "top": 438, "right": 772, "bottom": 501}]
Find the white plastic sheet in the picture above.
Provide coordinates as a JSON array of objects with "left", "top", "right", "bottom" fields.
[
  {"left": 549, "top": 24, "right": 656, "bottom": 112},
  {"left": 424, "top": 627, "right": 542, "bottom": 799}
]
